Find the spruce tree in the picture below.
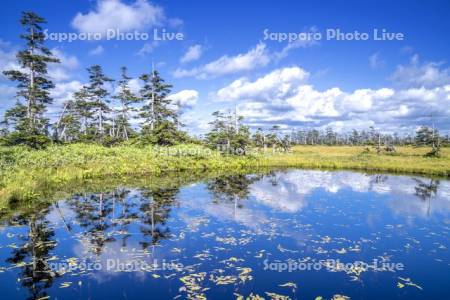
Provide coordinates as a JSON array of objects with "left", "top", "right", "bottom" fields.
[
  {"left": 2, "top": 12, "right": 59, "bottom": 145},
  {"left": 84, "top": 65, "right": 113, "bottom": 140},
  {"left": 138, "top": 69, "right": 182, "bottom": 145},
  {"left": 113, "top": 67, "right": 139, "bottom": 140}
]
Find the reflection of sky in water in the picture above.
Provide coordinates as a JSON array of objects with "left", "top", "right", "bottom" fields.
[
  {"left": 0, "top": 169, "right": 449, "bottom": 300},
  {"left": 249, "top": 170, "right": 450, "bottom": 217}
]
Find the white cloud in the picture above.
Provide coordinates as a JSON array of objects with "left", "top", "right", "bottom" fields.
[
  {"left": 216, "top": 66, "right": 309, "bottom": 101},
  {"left": 127, "top": 78, "right": 142, "bottom": 95},
  {"left": 214, "top": 65, "right": 450, "bottom": 133},
  {"left": 169, "top": 89, "right": 198, "bottom": 109},
  {"left": 48, "top": 80, "right": 84, "bottom": 114},
  {"left": 72, "top": 0, "right": 165, "bottom": 37},
  {"left": 180, "top": 44, "right": 203, "bottom": 64},
  {"left": 0, "top": 41, "right": 20, "bottom": 75},
  {"left": 391, "top": 54, "right": 450, "bottom": 88},
  {"left": 173, "top": 43, "right": 270, "bottom": 79},
  {"left": 89, "top": 45, "right": 104, "bottom": 56},
  {"left": 48, "top": 49, "right": 80, "bottom": 82}
]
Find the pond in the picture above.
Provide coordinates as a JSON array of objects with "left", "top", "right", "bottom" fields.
[{"left": 0, "top": 169, "right": 449, "bottom": 300}]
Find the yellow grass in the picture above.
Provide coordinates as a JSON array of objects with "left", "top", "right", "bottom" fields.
[{"left": 259, "top": 145, "right": 450, "bottom": 176}]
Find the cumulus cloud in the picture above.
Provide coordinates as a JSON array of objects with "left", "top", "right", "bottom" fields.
[
  {"left": 169, "top": 89, "right": 198, "bottom": 110},
  {"left": 48, "top": 48, "right": 80, "bottom": 82},
  {"left": 214, "top": 65, "right": 450, "bottom": 133},
  {"left": 173, "top": 43, "right": 270, "bottom": 79},
  {"left": 72, "top": 0, "right": 165, "bottom": 37},
  {"left": 180, "top": 44, "right": 203, "bottom": 64},
  {"left": 216, "top": 66, "right": 309, "bottom": 101},
  {"left": 47, "top": 80, "right": 84, "bottom": 115},
  {"left": 0, "top": 40, "right": 20, "bottom": 76},
  {"left": 391, "top": 54, "right": 450, "bottom": 88}
]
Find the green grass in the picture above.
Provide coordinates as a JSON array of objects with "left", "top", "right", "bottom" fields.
[
  {"left": 258, "top": 145, "right": 450, "bottom": 176},
  {"left": 0, "top": 143, "right": 449, "bottom": 209}
]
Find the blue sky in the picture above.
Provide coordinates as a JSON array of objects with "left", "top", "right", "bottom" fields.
[{"left": 1, "top": 0, "right": 450, "bottom": 135}]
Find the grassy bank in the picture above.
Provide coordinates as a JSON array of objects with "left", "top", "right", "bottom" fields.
[
  {"left": 259, "top": 145, "right": 450, "bottom": 176},
  {"left": 0, "top": 143, "right": 254, "bottom": 207},
  {"left": 0, "top": 143, "right": 449, "bottom": 208}
]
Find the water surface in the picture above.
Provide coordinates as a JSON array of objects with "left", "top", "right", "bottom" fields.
[{"left": 0, "top": 169, "right": 449, "bottom": 299}]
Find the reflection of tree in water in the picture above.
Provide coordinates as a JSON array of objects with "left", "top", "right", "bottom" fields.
[
  {"left": 138, "top": 187, "right": 179, "bottom": 249},
  {"left": 206, "top": 174, "right": 264, "bottom": 216},
  {"left": 369, "top": 174, "right": 388, "bottom": 188},
  {"left": 112, "top": 188, "right": 138, "bottom": 248},
  {"left": 207, "top": 174, "right": 254, "bottom": 203},
  {"left": 5, "top": 209, "right": 57, "bottom": 300},
  {"left": 65, "top": 186, "right": 179, "bottom": 254},
  {"left": 66, "top": 192, "right": 117, "bottom": 254},
  {"left": 413, "top": 178, "right": 440, "bottom": 216}
]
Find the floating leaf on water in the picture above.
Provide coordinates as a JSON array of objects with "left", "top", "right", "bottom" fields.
[
  {"left": 277, "top": 244, "right": 298, "bottom": 253},
  {"left": 334, "top": 248, "right": 347, "bottom": 254},
  {"left": 59, "top": 281, "right": 72, "bottom": 288},
  {"left": 237, "top": 267, "right": 253, "bottom": 283},
  {"left": 265, "top": 292, "right": 291, "bottom": 300},
  {"left": 246, "top": 293, "right": 265, "bottom": 300},
  {"left": 234, "top": 293, "right": 244, "bottom": 300},
  {"left": 398, "top": 277, "right": 423, "bottom": 290},
  {"left": 279, "top": 282, "right": 297, "bottom": 290},
  {"left": 210, "top": 274, "right": 237, "bottom": 285}
]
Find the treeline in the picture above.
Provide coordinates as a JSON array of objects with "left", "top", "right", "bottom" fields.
[
  {"left": 203, "top": 115, "right": 446, "bottom": 156},
  {"left": 0, "top": 12, "right": 446, "bottom": 157},
  {"left": 288, "top": 126, "right": 448, "bottom": 147}
]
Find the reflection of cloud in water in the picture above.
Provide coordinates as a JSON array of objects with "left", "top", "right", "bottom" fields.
[
  {"left": 248, "top": 170, "right": 450, "bottom": 217},
  {"left": 180, "top": 190, "right": 270, "bottom": 231},
  {"left": 250, "top": 176, "right": 308, "bottom": 213},
  {"left": 46, "top": 201, "right": 76, "bottom": 226},
  {"left": 249, "top": 170, "right": 372, "bottom": 213},
  {"left": 383, "top": 178, "right": 450, "bottom": 217},
  {"left": 72, "top": 237, "right": 164, "bottom": 284}
]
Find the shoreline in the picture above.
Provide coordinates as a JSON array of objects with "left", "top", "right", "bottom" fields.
[{"left": 1, "top": 144, "right": 448, "bottom": 208}]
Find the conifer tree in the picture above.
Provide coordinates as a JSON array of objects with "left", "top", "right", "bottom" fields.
[
  {"left": 205, "top": 110, "right": 250, "bottom": 154},
  {"left": 85, "top": 65, "right": 113, "bottom": 139},
  {"left": 113, "top": 67, "right": 139, "bottom": 140},
  {"left": 138, "top": 69, "right": 182, "bottom": 145},
  {"left": 2, "top": 12, "right": 59, "bottom": 144}
]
